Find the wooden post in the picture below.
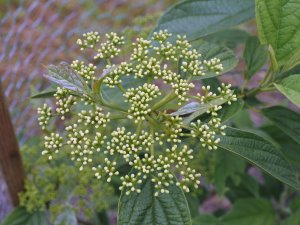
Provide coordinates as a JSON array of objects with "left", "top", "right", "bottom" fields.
[{"left": 0, "top": 81, "right": 25, "bottom": 206}]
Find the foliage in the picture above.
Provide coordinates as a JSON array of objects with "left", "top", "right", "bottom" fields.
[
  {"left": 16, "top": 139, "right": 115, "bottom": 224},
  {"left": 3, "top": 0, "right": 300, "bottom": 225}
]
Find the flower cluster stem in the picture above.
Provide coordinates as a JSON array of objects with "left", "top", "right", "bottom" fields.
[{"left": 152, "top": 91, "right": 176, "bottom": 111}]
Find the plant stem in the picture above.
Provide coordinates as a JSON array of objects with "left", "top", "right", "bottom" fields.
[
  {"left": 259, "top": 66, "right": 272, "bottom": 87},
  {"left": 101, "top": 102, "right": 127, "bottom": 113},
  {"left": 106, "top": 59, "right": 112, "bottom": 66},
  {"left": 152, "top": 91, "right": 176, "bottom": 111},
  {"left": 149, "top": 123, "right": 155, "bottom": 156},
  {"left": 110, "top": 114, "right": 127, "bottom": 120},
  {"left": 118, "top": 84, "right": 126, "bottom": 93},
  {"left": 146, "top": 114, "right": 168, "bottom": 133},
  {"left": 181, "top": 124, "right": 192, "bottom": 131},
  {"left": 181, "top": 133, "right": 192, "bottom": 137},
  {"left": 135, "top": 121, "right": 143, "bottom": 138},
  {"left": 241, "top": 79, "right": 249, "bottom": 94},
  {"left": 243, "top": 83, "right": 275, "bottom": 98}
]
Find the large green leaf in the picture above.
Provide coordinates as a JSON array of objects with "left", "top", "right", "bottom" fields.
[
  {"left": 226, "top": 173, "right": 260, "bottom": 199},
  {"left": 274, "top": 74, "right": 300, "bottom": 107},
  {"left": 262, "top": 106, "right": 300, "bottom": 144},
  {"left": 256, "top": 0, "right": 300, "bottom": 70},
  {"left": 262, "top": 125, "right": 300, "bottom": 171},
  {"left": 218, "top": 127, "right": 300, "bottom": 190},
  {"left": 243, "top": 36, "right": 268, "bottom": 80},
  {"left": 30, "top": 84, "right": 57, "bottom": 99},
  {"left": 222, "top": 198, "right": 275, "bottom": 225},
  {"left": 1, "top": 207, "right": 48, "bottom": 225},
  {"left": 177, "top": 99, "right": 243, "bottom": 125},
  {"left": 44, "top": 62, "right": 88, "bottom": 93},
  {"left": 202, "top": 77, "right": 220, "bottom": 92},
  {"left": 154, "top": 0, "right": 255, "bottom": 41},
  {"left": 193, "top": 214, "right": 220, "bottom": 225},
  {"left": 179, "top": 98, "right": 228, "bottom": 124},
  {"left": 232, "top": 109, "right": 253, "bottom": 129},
  {"left": 204, "top": 29, "right": 250, "bottom": 49},
  {"left": 214, "top": 149, "right": 246, "bottom": 195},
  {"left": 279, "top": 64, "right": 300, "bottom": 80},
  {"left": 118, "top": 177, "right": 191, "bottom": 225},
  {"left": 194, "top": 40, "right": 238, "bottom": 78},
  {"left": 217, "top": 100, "right": 244, "bottom": 122}
]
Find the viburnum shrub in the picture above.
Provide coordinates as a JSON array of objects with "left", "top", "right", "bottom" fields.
[
  {"left": 3, "top": 1, "right": 300, "bottom": 225},
  {"left": 38, "top": 30, "right": 236, "bottom": 197}
]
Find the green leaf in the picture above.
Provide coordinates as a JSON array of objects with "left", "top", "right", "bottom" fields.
[
  {"left": 202, "top": 77, "right": 220, "bottom": 92},
  {"left": 279, "top": 64, "right": 300, "bottom": 80},
  {"left": 185, "top": 194, "right": 199, "bottom": 218},
  {"left": 31, "top": 90, "right": 56, "bottom": 99},
  {"left": 281, "top": 209, "right": 300, "bottom": 225},
  {"left": 243, "top": 36, "right": 268, "bottom": 80},
  {"left": 180, "top": 98, "right": 229, "bottom": 124},
  {"left": 218, "top": 127, "right": 300, "bottom": 190},
  {"left": 180, "top": 99, "right": 242, "bottom": 125},
  {"left": 171, "top": 102, "right": 203, "bottom": 116},
  {"left": 227, "top": 173, "right": 260, "bottom": 199},
  {"left": 204, "top": 29, "right": 250, "bottom": 49},
  {"left": 54, "top": 207, "right": 77, "bottom": 225},
  {"left": 232, "top": 109, "right": 253, "bottom": 128},
  {"left": 218, "top": 100, "right": 244, "bottom": 122},
  {"left": 155, "top": 0, "right": 255, "bottom": 41},
  {"left": 44, "top": 62, "right": 87, "bottom": 93},
  {"left": 193, "top": 40, "right": 238, "bottom": 79},
  {"left": 118, "top": 177, "right": 191, "bottom": 225},
  {"left": 262, "top": 106, "right": 300, "bottom": 144},
  {"left": 195, "top": 100, "right": 244, "bottom": 126},
  {"left": 193, "top": 214, "right": 220, "bottom": 225},
  {"left": 291, "top": 197, "right": 300, "bottom": 211},
  {"left": 274, "top": 74, "right": 300, "bottom": 107},
  {"left": 261, "top": 125, "right": 300, "bottom": 171},
  {"left": 30, "top": 84, "right": 58, "bottom": 99},
  {"left": 222, "top": 198, "right": 275, "bottom": 225},
  {"left": 90, "top": 210, "right": 109, "bottom": 225},
  {"left": 214, "top": 149, "right": 246, "bottom": 195},
  {"left": 256, "top": 0, "right": 300, "bottom": 71},
  {"left": 1, "top": 207, "right": 48, "bottom": 225}
]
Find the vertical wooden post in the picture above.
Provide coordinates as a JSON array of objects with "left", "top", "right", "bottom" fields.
[{"left": 0, "top": 81, "right": 25, "bottom": 206}]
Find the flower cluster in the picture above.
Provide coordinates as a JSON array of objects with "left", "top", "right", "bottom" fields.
[
  {"left": 196, "top": 84, "right": 237, "bottom": 115},
  {"left": 218, "top": 83, "right": 237, "bottom": 104},
  {"left": 130, "top": 38, "right": 151, "bottom": 61},
  {"left": 92, "top": 158, "right": 119, "bottom": 182},
  {"left": 39, "top": 30, "right": 237, "bottom": 197},
  {"left": 94, "top": 32, "right": 125, "bottom": 60},
  {"left": 124, "top": 83, "right": 161, "bottom": 123},
  {"left": 71, "top": 60, "right": 96, "bottom": 83},
  {"left": 76, "top": 31, "right": 100, "bottom": 50},
  {"left": 204, "top": 58, "right": 223, "bottom": 74},
  {"left": 54, "top": 87, "right": 77, "bottom": 120},
  {"left": 106, "top": 127, "right": 153, "bottom": 161},
  {"left": 37, "top": 104, "right": 52, "bottom": 130},
  {"left": 78, "top": 106, "right": 110, "bottom": 128},
  {"left": 161, "top": 115, "right": 183, "bottom": 143},
  {"left": 190, "top": 119, "right": 226, "bottom": 150},
  {"left": 42, "top": 133, "right": 63, "bottom": 160},
  {"left": 103, "top": 62, "right": 133, "bottom": 87}
]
